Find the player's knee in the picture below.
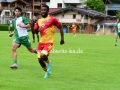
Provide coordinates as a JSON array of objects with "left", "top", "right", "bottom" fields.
[
  {"left": 12, "top": 46, "right": 17, "bottom": 52},
  {"left": 40, "top": 53, "right": 48, "bottom": 61}
]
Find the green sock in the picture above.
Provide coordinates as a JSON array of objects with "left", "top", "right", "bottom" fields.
[
  {"left": 115, "top": 39, "right": 118, "bottom": 44},
  {"left": 13, "top": 60, "right": 17, "bottom": 64}
]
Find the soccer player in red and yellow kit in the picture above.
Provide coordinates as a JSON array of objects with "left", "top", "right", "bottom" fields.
[
  {"left": 71, "top": 23, "right": 77, "bottom": 37},
  {"left": 34, "top": 4, "right": 65, "bottom": 78}
]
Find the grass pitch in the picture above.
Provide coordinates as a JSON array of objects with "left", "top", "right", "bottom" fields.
[{"left": 0, "top": 31, "right": 120, "bottom": 90}]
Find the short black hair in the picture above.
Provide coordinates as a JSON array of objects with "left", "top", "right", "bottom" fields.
[
  {"left": 42, "top": 4, "right": 49, "bottom": 11},
  {"left": 14, "top": 7, "right": 22, "bottom": 12}
]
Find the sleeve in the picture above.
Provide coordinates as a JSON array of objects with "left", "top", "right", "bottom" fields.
[
  {"left": 34, "top": 20, "right": 39, "bottom": 30},
  {"left": 53, "top": 17, "right": 61, "bottom": 27},
  {"left": 23, "top": 17, "right": 29, "bottom": 25}
]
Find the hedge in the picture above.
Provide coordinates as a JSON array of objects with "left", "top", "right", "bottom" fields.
[
  {"left": 0, "top": 24, "right": 31, "bottom": 32},
  {"left": 0, "top": 24, "right": 9, "bottom": 31}
]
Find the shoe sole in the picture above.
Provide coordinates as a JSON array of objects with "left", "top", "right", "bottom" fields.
[{"left": 10, "top": 67, "right": 18, "bottom": 69}]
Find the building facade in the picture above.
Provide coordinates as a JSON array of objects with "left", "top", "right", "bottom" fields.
[
  {"left": 49, "top": 6, "right": 113, "bottom": 34},
  {"left": 0, "top": 0, "right": 32, "bottom": 24},
  {"left": 0, "top": 0, "right": 114, "bottom": 35},
  {"left": 45, "top": 0, "right": 87, "bottom": 8}
]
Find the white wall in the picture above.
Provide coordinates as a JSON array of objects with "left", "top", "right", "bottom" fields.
[
  {"left": 46, "top": 0, "right": 86, "bottom": 8},
  {"left": 49, "top": 0, "right": 63, "bottom": 8},
  {"left": 46, "top": 2, "right": 50, "bottom": 7},
  {"left": 27, "top": 11, "right": 32, "bottom": 19},
  {"left": 0, "top": 10, "right": 11, "bottom": 24}
]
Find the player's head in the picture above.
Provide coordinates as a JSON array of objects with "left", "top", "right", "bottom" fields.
[
  {"left": 116, "top": 18, "right": 120, "bottom": 23},
  {"left": 41, "top": 4, "right": 49, "bottom": 18},
  {"left": 33, "top": 16, "right": 36, "bottom": 20},
  {"left": 14, "top": 7, "right": 22, "bottom": 17}
]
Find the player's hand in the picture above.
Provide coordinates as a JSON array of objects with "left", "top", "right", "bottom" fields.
[
  {"left": 29, "top": 20, "right": 33, "bottom": 26},
  {"left": 8, "top": 33, "right": 13, "bottom": 37},
  {"left": 60, "top": 39, "right": 65, "bottom": 45}
]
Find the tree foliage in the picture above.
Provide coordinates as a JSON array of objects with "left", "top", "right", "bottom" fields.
[
  {"left": 84, "top": 0, "right": 105, "bottom": 13},
  {"left": 116, "top": 10, "right": 120, "bottom": 19}
]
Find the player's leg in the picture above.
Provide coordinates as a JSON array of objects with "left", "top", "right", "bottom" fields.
[
  {"left": 37, "top": 34, "right": 39, "bottom": 43},
  {"left": 10, "top": 41, "right": 20, "bottom": 69},
  {"left": 42, "top": 43, "right": 53, "bottom": 78},
  {"left": 74, "top": 31, "right": 76, "bottom": 37},
  {"left": 37, "top": 43, "right": 53, "bottom": 78},
  {"left": 38, "top": 54, "right": 47, "bottom": 72},
  {"left": 36, "top": 30, "right": 39, "bottom": 43},
  {"left": 10, "top": 26, "right": 12, "bottom": 33},
  {"left": 39, "top": 53, "right": 51, "bottom": 78},
  {"left": 21, "top": 36, "right": 37, "bottom": 53},
  {"left": 32, "top": 34, "right": 35, "bottom": 43},
  {"left": 8, "top": 26, "right": 10, "bottom": 33},
  {"left": 37, "top": 45, "right": 49, "bottom": 78},
  {"left": 27, "top": 46, "right": 37, "bottom": 53},
  {"left": 115, "top": 34, "right": 118, "bottom": 46}
]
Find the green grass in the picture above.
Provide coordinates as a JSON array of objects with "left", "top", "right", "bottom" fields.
[{"left": 0, "top": 31, "right": 120, "bottom": 90}]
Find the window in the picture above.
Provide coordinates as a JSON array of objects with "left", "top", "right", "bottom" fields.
[
  {"left": 35, "top": 0, "right": 39, "bottom": 2},
  {"left": 70, "top": 4, "right": 76, "bottom": 7},
  {"left": 73, "top": 14, "right": 76, "bottom": 19},
  {"left": 25, "top": 0, "right": 30, "bottom": 3},
  {"left": 34, "top": 6, "right": 40, "bottom": 9},
  {"left": 10, "top": 3, "right": 15, "bottom": 8},
  {"left": 57, "top": 3, "right": 62, "bottom": 8},
  {"left": 26, "top": 6, "right": 30, "bottom": 10},
  {"left": 5, "top": 12, "right": 10, "bottom": 16},
  {"left": 43, "top": 0, "right": 50, "bottom": 2}
]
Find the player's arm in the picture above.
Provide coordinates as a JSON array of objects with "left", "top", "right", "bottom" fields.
[
  {"left": 57, "top": 25, "right": 65, "bottom": 45},
  {"left": 75, "top": 25, "right": 77, "bottom": 28},
  {"left": 9, "top": 31, "right": 14, "bottom": 37},
  {"left": 17, "top": 17, "right": 31, "bottom": 28},
  {"left": 53, "top": 17, "right": 65, "bottom": 45},
  {"left": 113, "top": 26, "right": 116, "bottom": 31},
  {"left": 17, "top": 23, "right": 30, "bottom": 28},
  {"left": 118, "top": 24, "right": 120, "bottom": 32},
  {"left": 34, "top": 21, "right": 39, "bottom": 31}
]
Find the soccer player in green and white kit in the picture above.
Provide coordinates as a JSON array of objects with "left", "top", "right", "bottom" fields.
[
  {"left": 9, "top": 7, "right": 37, "bottom": 69},
  {"left": 114, "top": 18, "right": 120, "bottom": 46},
  {"left": 8, "top": 18, "right": 13, "bottom": 33}
]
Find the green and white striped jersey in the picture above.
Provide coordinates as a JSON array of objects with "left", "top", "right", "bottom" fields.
[{"left": 12, "top": 16, "right": 29, "bottom": 38}]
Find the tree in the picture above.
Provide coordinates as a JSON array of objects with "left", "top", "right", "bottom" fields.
[
  {"left": 116, "top": 10, "right": 120, "bottom": 19},
  {"left": 84, "top": 0, "right": 105, "bottom": 13}
]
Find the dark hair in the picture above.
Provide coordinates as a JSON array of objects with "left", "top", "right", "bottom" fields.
[
  {"left": 13, "top": 7, "right": 23, "bottom": 16},
  {"left": 42, "top": 4, "right": 49, "bottom": 11},
  {"left": 14, "top": 7, "right": 22, "bottom": 12}
]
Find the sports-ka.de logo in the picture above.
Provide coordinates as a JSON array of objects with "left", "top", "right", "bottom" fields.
[{"left": 50, "top": 48, "right": 83, "bottom": 53}]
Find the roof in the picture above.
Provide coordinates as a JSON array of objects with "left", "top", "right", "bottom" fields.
[
  {"left": 49, "top": 8, "right": 62, "bottom": 13},
  {"left": 0, "top": 0, "right": 14, "bottom": 2},
  {"left": 0, "top": 0, "right": 27, "bottom": 4},
  {"left": 93, "top": 19, "right": 116, "bottom": 25},
  {"left": 49, "top": 6, "right": 113, "bottom": 18}
]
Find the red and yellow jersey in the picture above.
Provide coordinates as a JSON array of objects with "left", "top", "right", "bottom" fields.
[
  {"left": 34, "top": 15, "right": 60, "bottom": 43},
  {"left": 71, "top": 24, "right": 77, "bottom": 31}
]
